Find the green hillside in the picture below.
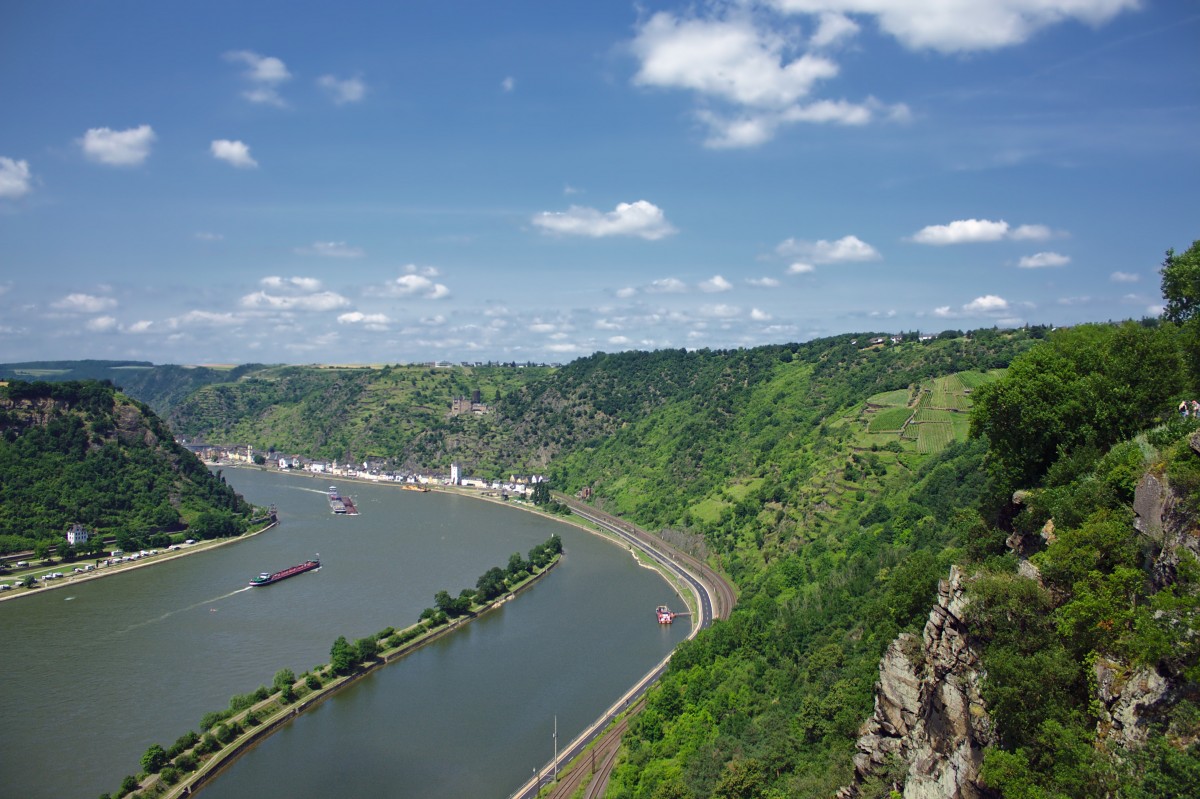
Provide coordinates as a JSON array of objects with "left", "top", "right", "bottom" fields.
[{"left": 0, "top": 380, "right": 254, "bottom": 554}]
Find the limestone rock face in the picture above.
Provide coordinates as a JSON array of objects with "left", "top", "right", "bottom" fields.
[
  {"left": 1134, "top": 471, "right": 1200, "bottom": 590},
  {"left": 838, "top": 566, "right": 995, "bottom": 799},
  {"left": 1093, "top": 657, "right": 1170, "bottom": 748}
]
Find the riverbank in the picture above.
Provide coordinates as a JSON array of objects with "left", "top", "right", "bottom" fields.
[
  {"left": 0, "top": 517, "right": 278, "bottom": 604},
  {"left": 132, "top": 552, "right": 562, "bottom": 799}
]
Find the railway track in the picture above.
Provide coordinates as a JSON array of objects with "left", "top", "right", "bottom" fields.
[{"left": 509, "top": 497, "right": 738, "bottom": 799}]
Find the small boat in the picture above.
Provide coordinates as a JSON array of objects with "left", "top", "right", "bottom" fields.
[
  {"left": 249, "top": 558, "right": 320, "bottom": 587},
  {"left": 656, "top": 605, "right": 675, "bottom": 624}
]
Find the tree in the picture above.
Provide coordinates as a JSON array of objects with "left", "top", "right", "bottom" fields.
[
  {"left": 531, "top": 480, "right": 550, "bottom": 505},
  {"left": 1161, "top": 239, "right": 1200, "bottom": 324},
  {"left": 330, "top": 635, "right": 355, "bottom": 675},
  {"left": 140, "top": 743, "right": 167, "bottom": 774}
]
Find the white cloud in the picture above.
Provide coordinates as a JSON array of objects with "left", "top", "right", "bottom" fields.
[
  {"left": 532, "top": 200, "right": 677, "bottom": 240},
  {"left": 224, "top": 50, "right": 291, "bottom": 107},
  {"left": 79, "top": 125, "right": 156, "bottom": 166},
  {"left": 911, "top": 218, "right": 1061, "bottom": 245},
  {"left": 1148, "top": 304, "right": 1165, "bottom": 316},
  {"left": 700, "top": 275, "right": 734, "bottom": 293},
  {"left": 1057, "top": 296, "right": 1091, "bottom": 306},
  {"left": 1018, "top": 251, "right": 1070, "bottom": 268},
  {"left": 86, "top": 316, "right": 118, "bottom": 332},
  {"left": 608, "top": 335, "right": 632, "bottom": 345},
  {"left": 632, "top": 13, "right": 838, "bottom": 108},
  {"left": 616, "top": 287, "right": 638, "bottom": 299},
  {"left": 385, "top": 274, "right": 450, "bottom": 299},
  {"left": 630, "top": 9, "right": 909, "bottom": 148},
  {"left": 910, "top": 219, "right": 1009, "bottom": 245},
  {"left": 169, "top": 310, "right": 242, "bottom": 328},
  {"left": 646, "top": 278, "right": 687, "bottom": 294},
  {"left": 747, "top": 276, "right": 781, "bottom": 287},
  {"left": 750, "top": 308, "right": 772, "bottom": 321},
  {"left": 700, "top": 304, "right": 741, "bottom": 318},
  {"left": 777, "top": 234, "right": 880, "bottom": 263},
  {"left": 240, "top": 290, "right": 349, "bottom": 311},
  {"left": 1010, "top": 224, "right": 1053, "bottom": 241},
  {"left": 787, "top": 262, "right": 815, "bottom": 274},
  {"left": 1111, "top": 271, "right": 1139, "bottom": 283},
  {"left": 53, "top": 293, "right": 117, "bottom": 313},
  {"left": 501, "top": 76, "right": 516, "bottom": 92},
  {"left": 964, "top": 295, "right": 1009, "bottom": 313},
  {"left": 210, "top": 139, "right": 258, "bottom": 169},
  {"left": 127, "top": 320, "right": 154, "bottom": 333},
  {"left": 932, "top": 305, "right": 954, "bottom": 318},
  {"left": 195, "top": 232, "right": 224, "bottom": 241},
  {"left": 317, "top": 74, "right": 367, "bottom": 104},
  {"left": 294, "top": 241, "right": 365, "bottom": 258},
  {"left": 0, "top": 157, "right": 33, "bottom": 199},
  {"left": 261, "top": 276, "right": 322, "bottom": 292},
  {"left": 338, "top": 311, "right": 390, "bottom": 328},
  {"left": 766, "top": 0, "right": 1137, "bottom": 54}
]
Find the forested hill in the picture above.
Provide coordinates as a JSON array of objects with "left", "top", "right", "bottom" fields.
[{"left": 0, "top": 380, "right": 253, "bottom": 554}]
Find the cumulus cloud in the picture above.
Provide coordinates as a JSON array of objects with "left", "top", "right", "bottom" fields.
[
  {"left": 53, "top": 293, "right": 117, "bottom": 313},
  {"left": 766, "top": 0, "right": 1137, "bottom": 53},
  {"left": 616, "top": 287, "right": 638, "bottom": 299},
  {"left": 261, "top": 276, "right": 322, "bottom": 292},
  {"left": 0, "top": 157, "right": 33, "bottom": 199},
  {"left": 1018, "top": 251, "right": 1069, "bottom": 268},
  {"left": 79, "top": 125, "right": 156, "bottom": 166},
  {"left": 1111, "top": 271, "right": 1139, "bottom": 283},
  {"left": 747, "top": 276, "right": 781, "bottom": 287},
  {"left": 632, "top": 12, "right": 838, "bottom": 109},
  {"left": 385, "top": 273, "right": 450, "bottom": 299},
  {"left": 964, "top": 295, "right": 1009, "bottom": 313},
  {"left": 317, "top": 74, "right": 367, "bottom": 104},
  {"left": 646, "top": 277, "right": 687, "bottom": 294},
  {"left": 224, "top": 50, "right": 291, "bottom": 107},
  {"left": 750, "top": 307, "right": 772, "bottom": 321},
  {"left": 337, "top": 311, "right": 390, "bottom": 329},
  {"left": 700, "top": 275, "right": 734, "bottom": 293},
  {"left": 700, "top": 304, "right": 741, "bottom": 318},
  {"left": 294, "top": 241, "right": 365, "bottom": 258},
  {"left": 86, "top": 316, "right": 118, "bottom": 332},
  {"left": 240, "top": 290, "right": 349, "bottom": 311},
  {"left": 630, "top": 9, "right": 909, "bottom": 147},
  {"left": 787, "top": 262, "right": 815, "bottom": 274},
  {"left": 210, "top": 139, "right": 258, "bottom": 168},
  {"left": 777, "top": 234, "right": 880, "bottom": 264},
  {"left": 910, "top": 218, "right": 1058, "bottom": 245},
  {"left": 933, "top": 294, "right": 1011, "bottom": 318},
  {"left": 532, "top": 200, "right": 677, "bottom": 240}
]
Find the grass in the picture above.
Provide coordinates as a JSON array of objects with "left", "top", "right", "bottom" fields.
[
  {"left": 917, "top": 422, "right": 955, "bottom": 454},
  {"left": 868, "top": 407, "right": 913, "bottom": 432},
  {"left": 866, "top": 389, "right": 911, "bottom": 407}
]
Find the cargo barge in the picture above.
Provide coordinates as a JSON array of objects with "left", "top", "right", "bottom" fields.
[
  {"left": 249, "top": 558, "right": 320, "bottom": 587},
  {"left": 328, "top": 486, "right": 359, "bottom": 515}
]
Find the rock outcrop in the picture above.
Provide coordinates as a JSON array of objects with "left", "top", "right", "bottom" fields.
[{"left": 838, "top": 566, "right": 995, "bottom": 799}]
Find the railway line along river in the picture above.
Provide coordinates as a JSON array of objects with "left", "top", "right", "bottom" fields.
[{"left": 0, "top": 468, "right": 690, "bottom": 799}]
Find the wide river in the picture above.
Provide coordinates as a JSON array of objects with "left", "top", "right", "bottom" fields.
[{"left": 0, "top": 468, "right": 689, "bottom": 798}]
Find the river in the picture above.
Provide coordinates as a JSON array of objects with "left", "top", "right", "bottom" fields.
[{"left": 0, "top": 468, "right": 689, "bottom": 798}]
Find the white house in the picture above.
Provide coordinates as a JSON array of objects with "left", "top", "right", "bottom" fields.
[{"left": 66, "top": 523, "right": 89, "bottom": 547}]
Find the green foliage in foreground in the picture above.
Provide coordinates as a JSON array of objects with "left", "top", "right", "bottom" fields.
[{"left": 0, "top": 380, "right": 253, "bottom": 552}]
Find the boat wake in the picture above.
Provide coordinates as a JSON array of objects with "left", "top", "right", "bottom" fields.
[{"left": 115, "top": 586, "right": 253, "bottom": 634}]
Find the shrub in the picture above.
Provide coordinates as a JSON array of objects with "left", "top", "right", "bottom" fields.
[
  {"left": 174, "top": 753, "right": 197, "bottom": 772},
  {"left": 159, "top": 766, "right": 180, "bottom": 786},
  {"left": 305, "top": 672, "right": 322, "bottom": 691}
]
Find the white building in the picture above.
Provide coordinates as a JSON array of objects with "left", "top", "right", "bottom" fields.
[
  {"left": 66, "top": 524, "right": 89, "bottom": 547},
  {"left": 450, "top": 463, "right": 461, "bottom": 485}
]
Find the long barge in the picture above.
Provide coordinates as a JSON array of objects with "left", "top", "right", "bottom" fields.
[
  {"left": 249, "top": 558, "right": 320, "bottom": 587},
  {"left": 328, "top": 486, "right": 359, "bottom": 515}
]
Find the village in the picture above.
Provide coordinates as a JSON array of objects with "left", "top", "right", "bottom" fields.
[{"left": 182, "top": 441, "right": 546, "bottom": 500}]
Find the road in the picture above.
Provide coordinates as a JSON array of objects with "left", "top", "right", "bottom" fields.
[{"left": 508, "top": 497, "right": 736, "bottom": 799}]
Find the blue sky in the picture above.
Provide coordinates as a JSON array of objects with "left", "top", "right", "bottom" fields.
[{"left": 1, "top": 0, "right": 1196, "bottom": 365}]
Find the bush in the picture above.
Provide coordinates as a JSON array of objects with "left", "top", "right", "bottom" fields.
[
  {"left": 174, "top": 753, "right": 198, "bottom": 772},
  {"left": 305, "top": 672, "right": 322, "bottom": 691},
  {"left": 198, "top": 710, "right": 227, "bottom": 732},
  {"left": 159, "top": 766, "right": 179, "bottom": 786}
]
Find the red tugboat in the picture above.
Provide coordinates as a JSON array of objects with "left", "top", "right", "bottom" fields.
[
  {"left": 656, "top": 605, "right": 675, "bottom": 624},
  {"left": 249, "top": 558, "right": 320, "bottom": 587}
]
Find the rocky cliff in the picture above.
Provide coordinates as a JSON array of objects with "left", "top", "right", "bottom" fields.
[{"left": 838, "top": 566, "right": 995, "bottom": 799}]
